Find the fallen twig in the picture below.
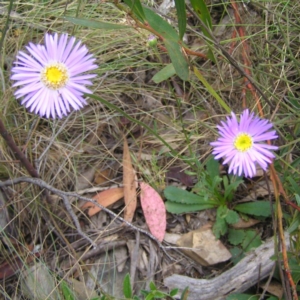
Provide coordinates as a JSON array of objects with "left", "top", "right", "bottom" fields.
[
  {"left": 0, "top": 177, "right": 173, "bottom": 260},
  {"left": 164, "top": 233, "right": 290, "bottom": 300}
]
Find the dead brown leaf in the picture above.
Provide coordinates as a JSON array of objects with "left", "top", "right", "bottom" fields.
[
  {"left": 81, "top": 187, "right": 124, "bottom": 217},
  {"left": 240, "top": 180, "right": 274, "bottom": 202},
  {"left": 260, "top": 280, "right": 283, "bottom": 299},
  {"left": 123, "top": 137, "right": 137, "bottom": 222},
  {"left": 231, "top": 217, "right": 260, "bottom": 229},
  {"left": 94, "top": 168, "right": 112, "bottom": 185}
]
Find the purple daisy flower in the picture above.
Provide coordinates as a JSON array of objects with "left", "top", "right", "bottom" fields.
[
  {"left": 210, "top": 109, "right": 278, "bottom": 178},
  {"left": 11, "top": 33, "right": 98, "bottom": 118}
]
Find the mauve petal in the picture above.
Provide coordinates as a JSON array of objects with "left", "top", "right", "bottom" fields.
[
  {"left": 57, "top": 34, "right": 68, "bottom": 61},
  {"left": 253, "top": 132, "right": 278, "bottom": 141},
  {"left": 71, "top": 74, "right": 97, "bottom": 81},
  {"left": 61, "top": 36, "right": 76, "bottom": 62},
  {"left": 69, "top": 61, "right": 98, "bottom": 76}
]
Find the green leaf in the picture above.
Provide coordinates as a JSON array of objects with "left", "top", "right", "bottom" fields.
[
  {"left": 226, "top": 294, "right": 259, "bottom": 300},
  {"left": 123, "top": 0, "right": 146, "bottom": 23},
  {"left": 288, "top": 176, "right": 300, "bottom": 195},
  {"left": 143, "top": 7, "right": 189, "bottom": 80},
  {"left": 64, "top": 16, "right": 130, "bottom": 30},
  {"left": 213, "top": 205, "right": 228, "bottom": 238},
  {"left": 194, "top": 67, "right": 231, "bottom": 113},
  {"left": 225, "top": 209, "right": 240, "bottom": 224},
  {"left": 123, "top": 273, "right": 132, "bottom": 299},
  {"left": 234, "top": 201, "right": 271, "bottom": 217},
  {"left": 145, "top": 294, "right": 154, "bottom": 300},
  {"left": 165, "top": 201, "right": 215, "bottom": 214},
  {"left": 164, "top": 186, "right": 218, "bottom": 205},
  {"left": 228, "top": 229, "right": 246, "bottom": 246},
  {"left": 241, "top": 230, "right": 262, "bottom": 252},
  {"left": 152, "top": 63, "right": 176, "bottom": 83},
  {"left": 189, "top": 0, "right": 215, "bottom": 62},
  {"left": 295, "top": 194, "right": 300, "bottom": 206},
  {"left": 152, "top": 291, "right": 167, "bottom": 298},
  {"left": 229, "top": 246, "right": 245, "bottom": 265},
  {"left": 164, "top": 39, "right": 189, "bottom": 81},
  {"left": 289, "top": 258, "right": 300, "bottom": 284},
  {"left": 60, "top": 280, "right": 75, "bottom": 300},
  {"left": 144, "top": 7, "right": 179, "bottom": 41},
  {"left": 224, "top": 177, "right": 244, "bottom": 201},
  {"left": 288, "top": 211, "right": 300, "bottom": 233},
  {"left": 174, "top": 0, "right": 186, "bottom": 40},
  {"left": 206, "top": 156, "right": 220, "bottom": 179},
  {"left": 149, "top": 281, "right": 156, "bottom": 291},
  {"left": 170, "top": 288, "right": 179, "bottom": 297}
]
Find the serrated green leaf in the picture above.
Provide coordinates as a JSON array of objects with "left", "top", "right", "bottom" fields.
[
  {"left": 225, "top": 209, "right": 240, "bottom": 224},
  {"left": 60, "top": 280, "right": 75, "bottom": 300},
  {"left": 241, "top": 230, "right": 262, "bottom": 252},
  {"left": 194, "top": 67, "right": 231, "bottom": 113},
  {"left": 152, "top": 63, "right": 176, "bottom": 83},
  {"left": 164, "top": 186, "right": 218, "bottom": 205},
  {"left": 165, "top": 201, "right": 215, "bottom": 214},
  {"left": 234, "top": 201, "right": 271, "bottom": 217},
  {"left": 213, "top": 206, "right": 228, "bottom": 238},
  {"left": 213, "top": 215, "right": 227, "bottom": 239},
  {"left": 123, "top": 0, "right": 146, "bottom": 23},
  {"left": 123, "top": 273, "right": 132, "bottom": 299},
  {"left": 174, "top": 0, "right": 186, "bottom": 40},
  {"left": 228, "top": 229, "right": 246, "bottom": 246},
  {"left": 64, "top": 16, "right": 130, "bottom": 30}
]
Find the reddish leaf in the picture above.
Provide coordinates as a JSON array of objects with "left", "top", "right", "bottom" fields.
[
  {"left": 123, "top": 138, "right": 137, "bottom": 222},
  {"left": 140, "top": 182, "right": 166, "bottom": 242},
  {"left": 81, "top": 187, "right": 124, "bottom": 217}
]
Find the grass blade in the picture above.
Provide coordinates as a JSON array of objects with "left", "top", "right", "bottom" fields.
[
  {"left": 123, "top": 0, "right": 146, "bottom": 23},
  {"left": 174, "top": 0, "right": 187, "bottom": 40},
  {"left": 194, "top": 67, "right": 231, "bottom": 113},
  {"left": 64, "top": 16, "right": 130, "bottom": 30}
]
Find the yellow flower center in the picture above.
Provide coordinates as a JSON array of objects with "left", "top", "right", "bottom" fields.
[
  {"left": 234, "top": 133, "right": 253, "bottom": 152},
  {"left": 41, "top": 63, "right": 69, "bottom": 90}
]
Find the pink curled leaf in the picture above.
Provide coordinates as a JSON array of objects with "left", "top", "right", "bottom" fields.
[{"left": 140, "top": 182, "right": 166, "bottom": 242}]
